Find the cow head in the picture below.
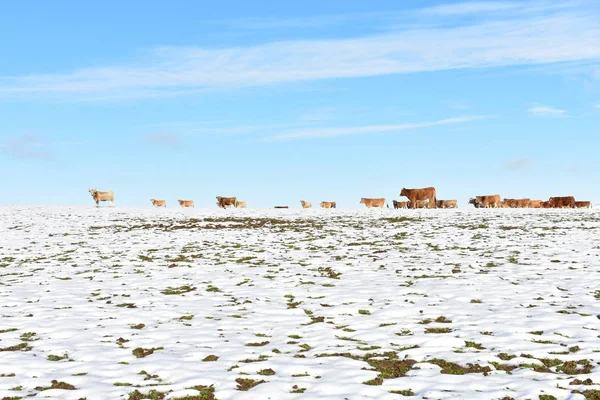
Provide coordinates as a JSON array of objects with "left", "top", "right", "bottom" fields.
[
  {"left": 359, "top": 198, "right": 365, "bottom": 204},
  {"left": 400, "top": 188, "right": 407, "bottom": 197},
  {"left": 89, "top": 189, "right": 97, "bottom": 198}
]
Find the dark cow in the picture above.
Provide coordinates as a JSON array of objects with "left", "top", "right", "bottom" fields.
[
  {"left": 216, "top": 196, "right": 237, "bottom": 209},
  {"left": 470, "top": 194, "right": 501, "bottom": 208},
  {"left": 548, "top": 196, "right": 576, "bottom": 208}
]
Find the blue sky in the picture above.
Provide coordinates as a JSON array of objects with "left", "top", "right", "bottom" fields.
[{"left": 1, "top": 0, "right": 599, "bottom": 208}]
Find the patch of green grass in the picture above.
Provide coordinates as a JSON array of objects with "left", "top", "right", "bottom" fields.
[
  {"left": 0, "top": 342, "right": 31, "bottom": 352},
  {"left": 246, "top": 341, "right": 269, "bottom": 347},
  {"left": 465, "top": 341, "right": 485, "bottom": 350},
  {"left": 236, "top": 378, "right": 266, "bottom": 391},
  {"left": 358, "top": 310, "right": 371, "bottom": 315},
  {"left": 425, "top": 327, "right": 452, "bottom": 334},
  {"left": 429, "top": 359, "right": 491, "bottom": 375},
  {"left": 290, "top": 385, "right": 306, "bottom": 393},
  {"left": 202, "top": 355, "right": 219, "bottom": 362},
  {"left": 185, "top": 385, "right": 216, "bottom": 400},
  {"left": 47, "top": 353, "right": 69, "bottom": 362},
  {"left": 161, "top": 285, "right": 196, "bottom": 295},
  {"left": 127, "top": 389, "right": 167, "bottom": 399},
  {"left": 389, "top": 389, "right": 415, "bottom": 396},
  {"left": 258, "top": 369, "right": 276, "bottom": 376},
  {"left": 35, "top": 380, "right": 76, "bottom": 391},
  {"left": 132, "top": 347, "right": 163, "bottom": 358}
]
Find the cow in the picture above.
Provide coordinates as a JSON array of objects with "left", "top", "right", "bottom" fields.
[
  {"left": 178, "top": 200, "right": 194, "bottom": 208},
  {"left": 540, "top": 201, "right": 553, "bottom": 209},
  {"left": 516, "top": 198, "right": 531, "bottom": 208},
  {"left": 89, "top": 189, "right": 114, "bottom": 207},
  {"left": 529, "top": 200, "right": 542, "bottom": 209},
  {"left": 468, "top": 198, "right": 483, "bottom": 208},
  {"left": 274, "top": 206, "right": 289, "bottom": 209},
  {"left": 393, "top": 200, "right": 408, "bottom": 209},
  {"left": 548, "top": 196, "right": 576, "bottom": 209},
  {"left": 216, "top": 196, "right": 237, "bottom": 209},
  {"left": 300, "top": 200, "right": 312, "bottom": 209},
  {"left": 234, "top": 200, "right": 247, "bottom": 208},
  {"left": 470, "top": 194, "right": 501, "bottom": 208},
  {"left": 408, "top": 199, "right": 430, "bottom": 209},
  {"left": 400, "top": 187, "right": 436, "bottom": 209},
  {"left": 150, "top": 199, "right": 166, "bottom": 208},
  {"left": 436, "top": 200, "right": 458, "bottom": 209},
  {"left": 575, "top": 201, "right": 592, "bottom": 209},
  {"left": 320, "top": 201, "right": 336, "bottom": 209},
  {"left": 501, "top": 199, "right": 518, "bottom": 208},
  {"left": 360, "top": 198, "right": 387, "bottom": 208}
]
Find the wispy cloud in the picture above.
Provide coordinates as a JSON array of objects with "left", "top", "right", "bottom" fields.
[
  {"left": 0, "top": 134, "right": 53, "bottom": 159},
  {"left": 265, "top": 115, "right": 487, "bottom": 141},
  {"left": 0, "top": 2, "right": 598, "bottom": 101},
  {"left": 503, "top": 158, "right": 532, "bottom": 170},
  {"left": 528, "top": 104, "right": 567, "bottom": 117},
  {"left": 144, "top": 132, "right": 180, "bottom": 148},
  {"left": 419, "top": 0, "right": 576, "bottom": 16}
]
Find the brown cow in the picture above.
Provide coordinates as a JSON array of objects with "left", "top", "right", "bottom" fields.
[
  {"left": 400, "top": 187, "right": 436, "bottom": 209},
  {"left": 234, "top": 200, "right": 247, "bottom": 208},
  {"left": 575, "top": 201, "right": 592, "bottom": 208},
  {"left": 150, "top": 199, "right": 166, "bottom": 207},
  {"left": 408, "top": 199, "right": 430, "bottom": 209},
  {"left": 216, "top": 196, "right": 237, "bottom": 209},
  {"left": 503, "top": 198, "right": 530, "bottom": 208},
  {"left": 548, "top": 196, "right": 576, "bottom": 208},
  {"left": 178, "top": 200, "right": 194, "bottom": 208},
  {"left": 501, "top": 199, "right": 517, "bottom": 208},
  {"left": 360, "top": 198, "right": 387, "bottom": 208},
  {"left": 300, "top": 200, "right": 312, "bottom": 209},
  {"left": 470, "top": 194, "right": 501, "bottom": 208},
  {"left": 320, "top": 201, "right": 336, "bottom": 209},
  {"left": 89, "top": 189, "right": 114, "bottom": 207},
  {"left": 393, "top": 200, "right": 408, "bottom": 209},
  {"left": 436, "top": 200, "right": 458, "bottom": 209},
  {"left": 529, "top": 200, "right": 542, "bottom": 208},
  {"left": 540, "top": 201, "right": 552, "bottom": 208}
]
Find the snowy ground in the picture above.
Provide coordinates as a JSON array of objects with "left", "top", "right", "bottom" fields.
[{"left": 1, "top": 206, "right": 599, "bottom": 400}]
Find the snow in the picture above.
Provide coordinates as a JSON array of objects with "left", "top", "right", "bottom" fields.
[{"left": 1, "top": 206, "right": 599, "bottom": 399}]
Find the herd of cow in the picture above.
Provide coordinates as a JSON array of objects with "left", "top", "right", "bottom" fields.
[{"left": 88, "top": 188, "right": 592, "bottom": 209}]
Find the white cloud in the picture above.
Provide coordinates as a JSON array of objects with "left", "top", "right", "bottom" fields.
[
  {"left": 265, "top": 115, "right": 487, "bottom": 141},
  {"left": 419, "top": 0, "right": 576, "bottom": 16},
  {"left": 419, "top": 1, "right": 524, "bottom": 16},
  {"left": 503, "top": 158, "right": 532, "bottom": 170},
  {"left": 0, "top": 134, "right": 53, "bottom": 159},
  {"left": 0, "top": 3, "right": 599, "bottom": 101},
  {"left": 528, "top": 104, "right": 567, "bottom": 117}
]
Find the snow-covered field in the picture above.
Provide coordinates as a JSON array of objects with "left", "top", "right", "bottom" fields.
[{"left": 1, "top": 206, "right": 599, "bottom": 400}]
